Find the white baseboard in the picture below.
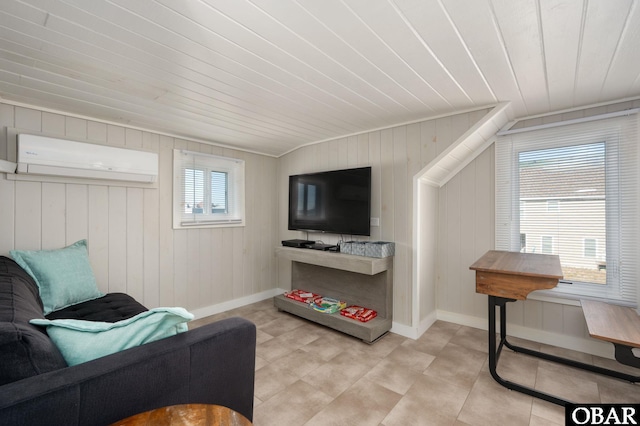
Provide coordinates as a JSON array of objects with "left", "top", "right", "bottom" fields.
[
  {"left": 192, "top": 293, "right": 613, "bottom": 360},
  {"left": 192, "top": 288, "right": 436, "bottom": 342},
  {"left": 436, "top": 309, "right": 615, "bottom": 360},
  {"left": 190, "top": 288, "right": 285, "bottom": 319},
  {"left": 391, "top": 312, "right": 438, "bottom": 340}
]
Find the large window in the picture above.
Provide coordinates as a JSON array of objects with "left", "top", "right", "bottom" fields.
[
  {"left": 496, "top": 112, "right": 638, "bottom": 303},
  {"left": 173, "top": 150, "right": 244, "bottom": 229}
]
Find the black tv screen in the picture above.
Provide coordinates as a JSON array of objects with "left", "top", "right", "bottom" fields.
[{"left": 288, "top": 166, "right": 371, "bottom": 236}]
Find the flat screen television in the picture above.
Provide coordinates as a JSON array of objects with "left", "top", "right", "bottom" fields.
[{"left": 288, "top": 166, "right": 371, "bottom": 236}]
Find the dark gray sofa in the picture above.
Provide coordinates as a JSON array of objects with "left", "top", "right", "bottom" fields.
[{"left": 0, "top": 256, "right": 256, "bottom": 425}]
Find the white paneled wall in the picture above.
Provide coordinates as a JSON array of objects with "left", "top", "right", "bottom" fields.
[
  {"left": 0, "top": 103, "right": 279, "bottom": 312},
  {"left": 437, "top": 99, "right": 640, "bottom": 356},
  {"left": 278, "top": 109, "right": 491, "bottom": 326}
]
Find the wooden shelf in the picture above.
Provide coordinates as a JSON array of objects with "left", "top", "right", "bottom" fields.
[
  {"left": 273, "top": 295, "right": 392, "bottom": 343},
  {"left": 275, "top": 246, "right": 392, "bottom": 275},
  {"left": 275, "top": 246, "right": 393, "bottom": 343}
]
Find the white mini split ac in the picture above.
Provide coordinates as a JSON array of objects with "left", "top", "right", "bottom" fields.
[{"left": 17, "top": 134, "right": 158, "bottom": 183}]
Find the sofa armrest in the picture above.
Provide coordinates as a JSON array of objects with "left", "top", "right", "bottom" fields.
[{"left": 0, "top": 317, "right": 256, "bottom": 426}]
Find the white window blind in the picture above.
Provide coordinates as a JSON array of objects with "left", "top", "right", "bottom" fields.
[
  {"left": 496, "top": 112, "right": 639, "bottom": 304},
  {"left": 173, "top": 150, "right": 244, "bottom": 229}
]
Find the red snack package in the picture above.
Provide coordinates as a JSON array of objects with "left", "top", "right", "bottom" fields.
[
  {"left": 340, "top": 305, "right": 377, "bottom": 322},
  {"left": 284, "top": 289, "right": 320, "bottom": 303}
]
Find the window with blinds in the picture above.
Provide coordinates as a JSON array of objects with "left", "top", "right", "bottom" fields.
[
  {"left": 496, "top": 112, "right": 638, "bottom": 304},
  {"left": 173, "top": 150, "right": 244, "bottom": 229}
]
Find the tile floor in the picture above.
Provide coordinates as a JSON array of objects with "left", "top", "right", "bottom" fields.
[{"left": 190, "top": 299, "right": 640, "bottom": 426}]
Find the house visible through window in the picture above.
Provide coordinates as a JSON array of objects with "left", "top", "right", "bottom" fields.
[
  {"left": 173, "top": 150, "right": 244, "bottom": 229},
  {"left": 496, "top": 112, "right": 638, "bottom": 303},
  {"left": 519, "top": 142, "right": 606, "bottom": 285}
]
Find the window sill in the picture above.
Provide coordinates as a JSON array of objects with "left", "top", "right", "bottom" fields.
[
  {"left": 527, "top": 290, "right": 582, "bottom": 306},
  {"left": 529, "top": 288, "right": 636, "bottom": 308},
  {"left": 173, "top": 221, "right": 245, "bottom": 230}
]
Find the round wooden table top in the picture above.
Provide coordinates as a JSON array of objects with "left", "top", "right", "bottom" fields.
[{"left": 111, "top": 404, "right": 252, "bottom": 426}]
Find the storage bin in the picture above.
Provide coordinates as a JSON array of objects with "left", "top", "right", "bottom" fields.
[{"left": 341, "top": 241, "right": 394, "bottom": 258}]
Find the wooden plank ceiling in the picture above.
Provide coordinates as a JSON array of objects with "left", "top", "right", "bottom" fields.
[{"left": 0, "top": 0, "right": 638, "bottom": 156}]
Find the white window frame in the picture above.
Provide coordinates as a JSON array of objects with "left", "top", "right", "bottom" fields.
[
  {"left": 173, "top": 150, "right": 245, "bottom": 229},
  {"left": 496, "top": 112, "right": 639, "bottom": 305}
]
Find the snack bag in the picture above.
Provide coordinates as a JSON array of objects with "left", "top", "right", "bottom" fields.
[
  {"left": 340, "top": 305, "right": 377, "bottom": 322},
  {"left": 311, "top": 296, "right": 346, "bottom": 314},
  {"left": 285, "top": 289, "right": 320, "bottom": 303}
]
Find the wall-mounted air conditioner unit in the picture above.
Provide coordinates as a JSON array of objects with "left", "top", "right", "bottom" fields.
[{"left": 17, "top": 134, "right": 158, "bottom": 183}]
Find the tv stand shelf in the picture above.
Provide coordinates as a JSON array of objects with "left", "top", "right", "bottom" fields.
[{"left": 274, "top": 246, "right": 393, "bottom": 343}]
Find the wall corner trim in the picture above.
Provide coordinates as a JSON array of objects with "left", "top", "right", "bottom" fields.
[{"left": 416, "top": 101, "right": 513, "bottom": 187}]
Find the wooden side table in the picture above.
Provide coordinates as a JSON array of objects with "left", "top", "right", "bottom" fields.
[
  {"left": 471, "top": 250, "right": 640, "bottom": 407},
  {"left": 111, "top": 404, "right": 252, "bottom": 426}
]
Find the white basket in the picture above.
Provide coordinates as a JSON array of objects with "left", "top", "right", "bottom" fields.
[{"left": 341, "top": 241, "right": 395, "bottom": 258}]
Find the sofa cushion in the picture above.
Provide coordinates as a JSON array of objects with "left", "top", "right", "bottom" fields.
[
  {"left": 31, "top": 307, "right": 193, "bottom": 366},
  {"left": 0, "top": 322, "right": 68, "bottom": 385},
  {"left": 10, "top": 240, "right": 103, "bottom": 315},
  {"left": 46, "top": 292, "right": 148, "bottom": 322},
  {"left": 0, "top": 257, "right": 68, "bottom": 385},
  {"left": 0, "top": 257, "right": 43, "bottom": 324}
]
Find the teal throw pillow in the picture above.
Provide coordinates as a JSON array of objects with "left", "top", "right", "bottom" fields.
[
  {"left": 10, "top": 240, "right": 103, "bottom": 315},
  {"left": 30, "top": 307, "right": 193, "bottom": 365}
]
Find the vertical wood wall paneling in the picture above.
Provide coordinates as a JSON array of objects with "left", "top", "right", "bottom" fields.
[
  {"left": 15, "top": 107, "right": 42, "bottom": 132},
  {"left": 380, "top": 129, "right": 395, "bottom": 242},
  {"left": 126, "top": 187, "right": 144, "bottom": 302},
  {"left": 66, "top": 184, "right": 89, "bottom": 245},
  {"left": 444, "top": 173, "right": 461, "bottom": 313},
  {"left": 42, "top": 112, "right": 65, "bottom": 136},
  {"left": 368, "top": 131, "right": 382, "bottom": 242},
  {"left": 66, "top": 117, "right": 87, "bottom": 141},
  {"left": 158, "top": 135, "right": 175, "bottom": 306},
  {"left": 41, "top": 183, "right": 66, "bottom": 249},
  {"left": 471, "top": 147, "right": 494, "bottom": 319},
  {"left": 227, "top": 147, "right": 245, "bottom": 302},
  {"left": 88, "top": 185, "right": 109, "bottom": 293},
  {"left": 406, "top": 124, "right": 421, "bottom": 324},
  {"left": 278, "top": 111, "right": 486, "bottom": 327},
  {"left": 435, "top": 101, "right": 639, "bottom": 347},
  {"left": 0, "top": 177, "right": 15, "bottom": 254},
  {"left": 1, "top": 102, "right": 280, "bottom": 313},
  {"left": 15, "top": 181, "right": 42, "bottom": 250},
  {"left": 142, "top": 132, "right": 160, "bottom": 308},
  {"left": 437, "top": 177, "right": 448, "bottom": 311},
  {"left": 392, "top": 126, "right": 410, "bottom": 324},
  {"left": 199, "top": 225, "right": 213, "bottom": 307},
  {"left": 186, "top": 227, "right": 201, "bottom": 309},
  {"left": 458, "top": 164, "right": 476, "bottom": 316},
  {"left": 418, "top": 181, "right": 438, "bottom": 319},
  {"left": 0, "top": 104, "right": 15, "bottom": 158},
  {"left": 108, "top": 186, "right": 127, "bottom": 294},
  {"left": 220, "top": 228, "right": 235, "bottom": 301}
]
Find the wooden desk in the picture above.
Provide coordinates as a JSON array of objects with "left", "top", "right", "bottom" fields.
[
  {"left": 111, "top": 404, "right": 252, "bottom": 426},
  {"left": 471, "top": 250, "right": 640, "bottom": 407},
  {"left": 581, "top": 299, "right": 640, "bottom": 369},
  {"left": 471, "top": 250, "right": 562, "bottom": 299}
]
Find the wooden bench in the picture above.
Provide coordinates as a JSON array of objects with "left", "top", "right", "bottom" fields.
[{"left": 581, "top": 299, "right": 640, "bottom": 369}]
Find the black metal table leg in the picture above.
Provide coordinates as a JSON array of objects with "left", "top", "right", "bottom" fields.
[{"left": 486, "top": 296, "right": 640, "bottom": 407}]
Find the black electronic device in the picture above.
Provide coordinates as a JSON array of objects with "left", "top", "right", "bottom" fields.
[
  {"left": 307, "top": 243, "right": 337, "bottom": 251},
  {"left": 288, "top": 166, "right": 371, "bottom": 236},
  {"left": 281, "top": 239, "right": 314, "bottom": 248}
]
